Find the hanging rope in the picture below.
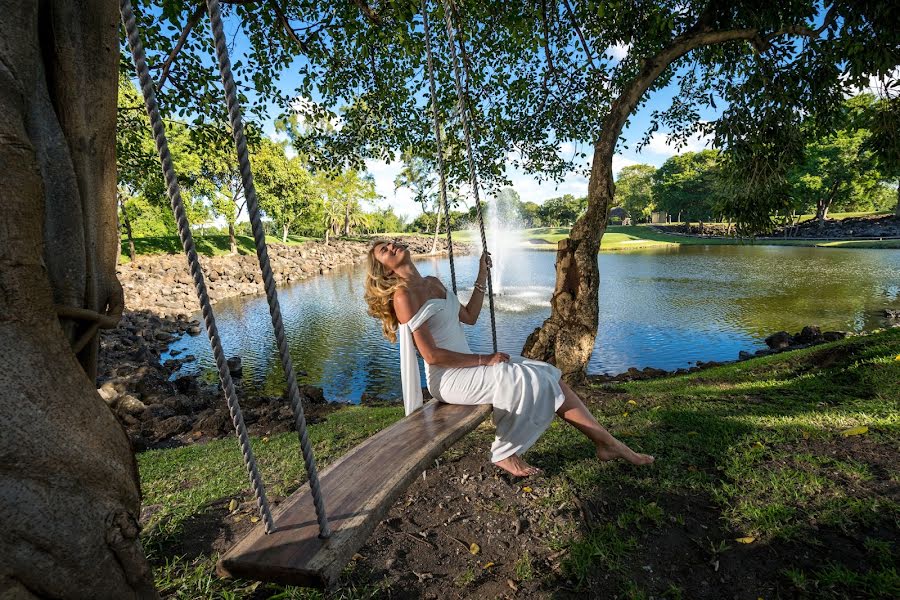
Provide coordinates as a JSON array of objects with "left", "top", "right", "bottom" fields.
[
  {"left": 422, "top": 1, "right": 456, "bottom": 294},
  {"left": 204, "top": 0, "right": 331, "bottom": 539},
  {"left": 440, "top": 0, "right": 497, "bottom": 352},
  {"left": 119, "top": 0, "right": 275, "bottom": 533}
]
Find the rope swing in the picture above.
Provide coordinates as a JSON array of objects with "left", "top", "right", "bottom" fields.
[{"left": 119, "top": 0, "right": 330, "bottom": 538}]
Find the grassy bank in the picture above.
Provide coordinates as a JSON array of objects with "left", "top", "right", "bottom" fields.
[
  {"left": 517, "top": 225, "right": 900, "bottom": 251},
  {"left": 120, "top": 234, "right": 316, "bottom": 261},
  {"left": 139, "top": 329, "right": 900, "bottom": 598}
]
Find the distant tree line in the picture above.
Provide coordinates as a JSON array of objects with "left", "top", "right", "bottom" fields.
[{"left": 616, "top": 94, "right": 898, "bottom": 229}]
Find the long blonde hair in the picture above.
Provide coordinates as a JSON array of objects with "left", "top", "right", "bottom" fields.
[{"left": 364, "top": 240, "right": 407, "bottom": 343}]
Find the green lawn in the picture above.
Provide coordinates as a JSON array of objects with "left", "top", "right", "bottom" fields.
[
  {"left": 519, "top": 225, "right": 900, "bottom": 251},
  {"left": 139, "top": 329, "right": 900, "bottom": 597}
]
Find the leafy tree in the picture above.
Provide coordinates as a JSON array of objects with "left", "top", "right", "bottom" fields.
[
  {"left": 540, "top": 195, "right": 586, "bottom": 227},
  {"left": 320, "top": 168, "right": 376, "bottom": 242},
  {"left": 652, "top": 151, "right": 721, "bottom": 222},
  {"left": 367, "top": 206, "right": 407, "bottom": 233},
  {"left": 520, "top": 201, "right": 543, "bottom": 228},
  {"left": 615, "top": 164, "right": 656, "bottom": 222},
  {"left": 254, "top": 139, "right": 321, "bottom": 242},
  {"left": 862, "top": 95, "right": 900, "bottom": 217}
]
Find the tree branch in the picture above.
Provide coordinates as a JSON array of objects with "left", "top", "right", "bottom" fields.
[
  {"left": 540, "top": 0, "right": 555, "bottom": 76},
  {"left": 157, "top": 5, "right": 204, "bottom": 91},
  {"left": 352, "top": 0, "right": 382, "bottom": 26},
  {"left": 269, "top": 0, "right": 310, "bottom": 52},
  {"left": 560, "top": 0, "right": 597, "bottom": 71}
]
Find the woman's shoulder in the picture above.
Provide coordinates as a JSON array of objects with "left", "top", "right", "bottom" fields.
[{"left": 392, "top": 287, "right": 418, "bottom": 325}]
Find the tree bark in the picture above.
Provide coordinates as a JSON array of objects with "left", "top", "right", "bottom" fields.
[
  {"left": 522, "top": 24, "right": 766, "bottom": 381},
  {"left": 120, "top": 195, "right": 137, "bottom": 263},
  {"left": 228, "top": 221, "right": 237, "bottom": 254},
  {"left": 283, "top": 223, "right": 289, "bottom": 243},
  {"left": 0, "top": 1, "right": 156, "bottom": 597},
  {"left": 895, "top": 182, "right": 899, "bottom": 218}
]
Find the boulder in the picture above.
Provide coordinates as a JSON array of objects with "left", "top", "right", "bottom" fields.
[
  {"left": 227, "top": 356, "right": 243, "bottom": 378},
  {"left": 738, "top": 350, "right": 753, "bottom": 361},
  {"left": 300, "top": 385, "right": 327, "bottom": 405},
  {"left": 97, "top": 382, "right": 119, "bottom": 406},
  {"left": 823, "top": 331, "right": 847, "bottom": 342},
  {"left": 117, "top": 394, "right": 147, "bottom": 416},
  {"left": 795, "top": 325, "right": 823, "bottom": 344},
  {"left": 884, "top": 308, "right": 900, "bottom": 319},
  {"left": 194, "top": 409, "right": 231, "bottom": 436},
  {"left": 154, "top": 415, "right": 193, "bottom": 440},
  {"left": 764, "top": 331, "right": 793, "bottom": 350}
]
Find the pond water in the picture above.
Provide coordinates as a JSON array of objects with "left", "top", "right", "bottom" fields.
[{"left": 165, "top": 245, "right": 900, "bottom": 403}]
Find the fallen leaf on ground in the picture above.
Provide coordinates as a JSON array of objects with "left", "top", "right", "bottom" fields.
[
  {"left": 735, "top": 536, "right": 756, "bottom": 544},
  {"left": 469, "top": 542, "right": 480, "bottom": 555},
  {"left": 522, "top": 486, "right": 532, "bottom": 493},
  {"left": 228, "top": 499, "right": 238, "bottom": 512},
  {"left": 627, "top": 400, "right": 637, "bottom": 406},
  {"left": 840, "top": 426, "right": 868, "bottom": 437},
  {"left": 250, "top": 516, "right": 259, "bottom": 523},
  {"left": 483, "top": 562, "right": 494, "bottom": 569},
  {"left": 507, "top": 579, "right": 518, "bottom": 591},
  {"left": 802, "top": 431, "right": 810, "bottom": 440}
]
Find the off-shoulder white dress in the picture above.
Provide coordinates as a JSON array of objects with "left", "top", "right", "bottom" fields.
[{"left": 398, "top": 290, "right": 566, "bottom": 462}]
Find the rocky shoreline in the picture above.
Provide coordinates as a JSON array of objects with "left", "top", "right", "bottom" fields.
[{"left": 98, "top": 236, "right": 470, "bottom": 451}]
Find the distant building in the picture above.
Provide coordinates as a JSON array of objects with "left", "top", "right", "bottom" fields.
[{"left": 651, "top": 211, "right": 668, "bottom": 224}]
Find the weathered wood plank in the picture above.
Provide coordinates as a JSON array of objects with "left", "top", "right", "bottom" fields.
[{"left": 217, "top": 400, "right": 492, "bottom": 588}]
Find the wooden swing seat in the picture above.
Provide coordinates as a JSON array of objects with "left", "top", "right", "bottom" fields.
[{"left": 217, "top": 400, "right": 492, "bottom": 588}]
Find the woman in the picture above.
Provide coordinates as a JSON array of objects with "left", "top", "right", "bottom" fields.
[{"left": 364, "top": 240, "right": 654, "bottom": 476}]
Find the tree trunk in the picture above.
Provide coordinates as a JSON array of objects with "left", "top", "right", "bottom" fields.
[
  {"left": 343, "top": 202, "right": 350, "bottom": 236},
  {"left": 0, "top": 2, "right": 156, "bottom": 597},
  {"left": 120, "top": 196, "right": 137, "bottom": 263},
  {"left": 282, "top": 223, "right": 289, "bottom": 243},
  {"left": 324, "top": 226, "right": 330, "bottom": 245},
  {"left": 816, "top": 199, "right": 830, "bottom": 230},
  {"left": 522, "top": 22, "right": 766, "bottom": 381},
  {"left": 228, "top": 221, "right": 237, "bottom": 254},
  {"left": 430, "top": 206, "right": 442, "bottom": 254},
  {"left": 895, "top": 182, "right": 899, "bottom": 218}
]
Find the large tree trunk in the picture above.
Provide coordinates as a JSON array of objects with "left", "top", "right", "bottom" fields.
[
  {"left": 894, "top": 182, "right": 899, "bottom": 218},
  {"left": 522, "top": 23, "right": 765, "bottom": 381},
  {"left": 0, "top": 2, "right": 156, "bottom": 597}
]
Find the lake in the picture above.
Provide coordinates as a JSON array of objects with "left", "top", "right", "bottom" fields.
[{"left": 165, "top": 245, "right": 900, "bottom": 402}]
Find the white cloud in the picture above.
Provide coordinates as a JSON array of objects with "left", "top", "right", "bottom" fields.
[
  {"left": 607, "top": 43, "right": 631, "bottom": 60},
  {"left": 364, "top": 157, "right": 423, "bottom": 222},
  {"left": 642, "top": 130, "right": 711, "bottom": 158}
]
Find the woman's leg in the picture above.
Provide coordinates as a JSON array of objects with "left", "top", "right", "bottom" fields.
[{"left": 557, "top": 380, "right": 654, "bottom": 465}]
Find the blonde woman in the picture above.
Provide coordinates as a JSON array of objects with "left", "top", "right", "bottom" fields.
[{"left": 364, "top": 240, "right": 654, "bottom": 476}]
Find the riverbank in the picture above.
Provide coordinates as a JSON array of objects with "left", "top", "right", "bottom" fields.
[
  {"left": 98, "top": 235, "right": 473, "bottom": 450},
  {"left": 509, "top": 217, "right": 900, "bottom": 251},
  {"left": 138, "top": 328, "right": 900, "bottom": 598}
]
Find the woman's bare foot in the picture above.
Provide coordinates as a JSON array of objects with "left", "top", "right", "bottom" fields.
[
  {"left": 493, "top": 454, "right": 542, "bottom": 477},
  {"left": 597, "top": 439, "right": 655, "bottom": 465}
]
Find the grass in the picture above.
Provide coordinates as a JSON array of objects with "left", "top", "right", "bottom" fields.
[
  {"left": 527, "top": 328, "right": 900, "bottom": 595},
  {"left": 120, "top": 234, "right": 316, "bottom": 261},
  {"left": 138, "top": 329, "right": 900, "bottom": 597},
  {"left": 518, "top": 224, "right": 900, "bottom": 251}
]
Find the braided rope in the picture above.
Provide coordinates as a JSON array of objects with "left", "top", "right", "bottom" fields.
[
  {"left": 205, "top": 0, "right": 330, "bottom": 538},
  {"left": 440, "top": 0, "right": 497, "bottom": 352},
  {"left": 119, "top": 0, "right": 275, "bottom": 533},
  {"left": 422, "top": 2, "right": 457, "bottom": 294}
]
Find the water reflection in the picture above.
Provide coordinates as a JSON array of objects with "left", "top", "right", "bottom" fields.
[{"left": 166, "top": 246, "right": 900, "bottom": 403}]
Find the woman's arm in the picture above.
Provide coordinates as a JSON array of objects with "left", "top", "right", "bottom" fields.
[{"left": 459, "top": 252, "right": 490, "bottom": 325}]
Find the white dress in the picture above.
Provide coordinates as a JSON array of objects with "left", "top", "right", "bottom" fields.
[{"left": 398, "top": 290, "right": 566, "bottom": 463}]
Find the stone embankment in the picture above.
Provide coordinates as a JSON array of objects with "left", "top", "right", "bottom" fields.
[
  {"left": 99, "top": 236, "right": 470, "bottom": 451},
  {"left": 118, "top": 236, "right": 459, "bottom": 318}
]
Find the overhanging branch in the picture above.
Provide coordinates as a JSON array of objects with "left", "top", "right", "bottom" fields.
[{"left": 157, "top": 5, "right": 204, "bottom": 91}]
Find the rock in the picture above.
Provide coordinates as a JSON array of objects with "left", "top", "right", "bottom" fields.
[
  {"left": 795, "top": 325, "right": 823, "bottom": 344},
  {"left": 162, "top": 394, "right": 193, "bottom": 415},
  {"left": 764, "top": 331, "right": 793, "bottom": 350},
  {"left": 117, "top": 394, "right": 147, "bottom": 416},
  {"left": 301, "top": 385, "right": 326, "bottom": 405},
  {"left": 754, "top": 349, "right": 775, "bottom": 357},
  {"left": 141, "top": 404, "right": 175, "bottom": 422},
  {"left": 154, "top": 415, "right": 193, "bottom": 440},
  {"left": 738, "top": 350, "right": 753, "bottom": 361},
  {"left": 823, "top": 331, "right": 847, "bottom": 342},
  {"left": 884, "top": 308, "right": 900, "bottom": 319},
  {"left": 97, "top": 382, "right": 119, "bottom": 406},
  {"left": 188, "top": 324, "right": 202, "bottom": 335},
  {"left": 194, "top": 409, "right": 232, "bottom": 436},
  {"left": 227, "top": 356, "right": 243, "bottom": 378}
]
